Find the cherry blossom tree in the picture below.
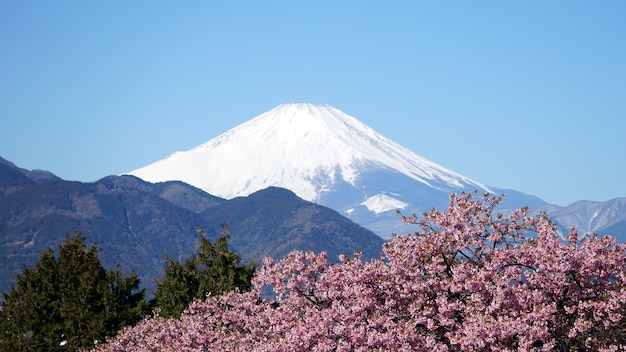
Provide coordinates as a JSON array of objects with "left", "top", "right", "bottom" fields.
[{"left": 92, "top": 192, "right": 626, "bottom": 351}]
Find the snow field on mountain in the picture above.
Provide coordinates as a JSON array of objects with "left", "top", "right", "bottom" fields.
[{"left": 129, "top": 103, "right": 490, "bottom": 202}]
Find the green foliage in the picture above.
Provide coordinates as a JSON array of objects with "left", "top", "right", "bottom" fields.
[
  {"left": 0, "top": 232, "right": 147, "bottom": 352},
  {"left": 152, "top": 224, "right": 255, "bottom": 318}
]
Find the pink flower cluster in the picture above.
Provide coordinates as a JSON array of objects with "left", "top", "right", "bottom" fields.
[{"left": 93, "top": 192, "right": 626, "bottom": 351}]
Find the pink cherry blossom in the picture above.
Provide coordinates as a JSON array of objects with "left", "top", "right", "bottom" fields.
[{"left": 92, "top": 191, "right": 626, "bottom": 351}]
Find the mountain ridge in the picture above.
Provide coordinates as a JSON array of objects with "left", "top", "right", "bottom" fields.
[
  {"left": 127, "top": 103, "right": 536, "bottom": 238},
  {"left": 126, "top": 103, "right": 625, "bottom": 239},
  {"left": 0, "top": 158, "right": 383, "bottom": 295}
]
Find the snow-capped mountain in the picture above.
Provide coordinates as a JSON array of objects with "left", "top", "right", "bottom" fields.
[
  {"left": 537, "top": 198, "right": 626, "bottom": 236},
  {"left": 128, "top": 103, "right": 542, "bottom": 238}
]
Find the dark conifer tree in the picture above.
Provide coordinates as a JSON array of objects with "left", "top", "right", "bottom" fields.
[
  {"left": 152, "top": 224, "right": 255, "bottom": 318},
  {"left": 0, "top": 232, "right": 146, "bottom": 352}
]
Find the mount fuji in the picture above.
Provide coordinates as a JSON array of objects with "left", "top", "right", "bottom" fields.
[{"left": 128, "top": 103, "right": 546, "bottom": 238}]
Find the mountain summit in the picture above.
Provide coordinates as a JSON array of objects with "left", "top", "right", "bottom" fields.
[
  {"left": 130, "top": 103, "right": 488, "bottom": 201},
  {"left": 128, "top": 103, "right": 505, "bottom": 237}
]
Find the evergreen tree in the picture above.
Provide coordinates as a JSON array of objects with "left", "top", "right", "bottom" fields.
[
  {"left": 0, "top": 232, "right": 146, "bottom": 352},
  {"left": 152, "top": 224, "right": 255, "bottom": 318}
]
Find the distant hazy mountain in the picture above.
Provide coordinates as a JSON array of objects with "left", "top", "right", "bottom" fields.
[
  {"left": 127, "top": 103, "right": 550, "bottom": 237},
  {"left": 537, "top": 198, "right": 626, "bottom": 239},
  {"left": 0, "top": 158, "right": 383, "bottom": 295}
]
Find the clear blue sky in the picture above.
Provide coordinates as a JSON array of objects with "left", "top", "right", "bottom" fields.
[{"left": 1, "top": 1, "right": 624, "bottom": 206}]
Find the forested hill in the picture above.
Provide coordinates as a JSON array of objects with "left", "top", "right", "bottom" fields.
[{"left": 0, "top": 157, "right": 383, "bottom": 295}]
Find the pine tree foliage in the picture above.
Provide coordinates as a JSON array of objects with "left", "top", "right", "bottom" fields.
[
  {"left": 152, "top": 224, "right": 255, "bottom": 318},
  {"left": 0, "top": 232, "right": 146, "bottom": 352}
]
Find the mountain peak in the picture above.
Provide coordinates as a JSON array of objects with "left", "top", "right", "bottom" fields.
[
  {"left": 128, "top": 104, "right": 490, "bottom": 202},
  {"left": 273, "top": 102, "right": 333, "bottom": 113},
  {"left": 268, "top": 103, "right": 355, "bottom": 122}
]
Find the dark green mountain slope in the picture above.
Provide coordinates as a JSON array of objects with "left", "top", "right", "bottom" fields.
[
  {"left": 0, "top": 178, "right": 214, "bottom": 294},
  {"left": 0, "top": 158, "right": 385, "bottom": 295},
  {"left": 202, "top": 187, "right": 384, "bottom": 263}
]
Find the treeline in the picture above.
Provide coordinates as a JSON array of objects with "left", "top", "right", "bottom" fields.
[{"left": 0, "top": 225, "right": 254, "bottom": 352}]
